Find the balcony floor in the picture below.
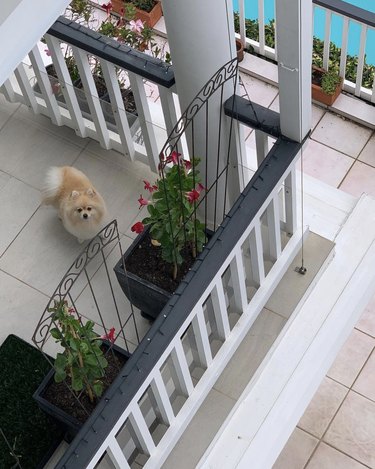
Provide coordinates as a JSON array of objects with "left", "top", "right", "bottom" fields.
[{"left": 1, "top": 67, "right": 375, "bottom": 468}]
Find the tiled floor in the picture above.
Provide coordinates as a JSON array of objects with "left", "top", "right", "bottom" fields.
[{"left": 1, "top": 66, "right": 375, "bottom": 468}]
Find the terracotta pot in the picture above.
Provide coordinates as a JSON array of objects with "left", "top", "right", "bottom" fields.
[
  {"left": 311, "top": 65, "right": 343, "bottom": 106},
  {"left": 112, "top": 0, "right": 163, "bottom": 28},
  {"left": 236, "top": 38, "right": 244, "bottom": 62}
]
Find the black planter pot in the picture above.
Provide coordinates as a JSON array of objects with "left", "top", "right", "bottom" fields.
[
  {"left": 114, "top": 227, "right": 213, "bottom": 321},
  {"left": 33, "top": 342, "right": 130, "bottom": 440},
  {"left": 114, "top": 228, "right": 172, "bottom": 321}
]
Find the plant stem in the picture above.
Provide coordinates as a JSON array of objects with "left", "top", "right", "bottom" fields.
[{"left": 172, "top": 262, "right": 178, "bottom": 281}]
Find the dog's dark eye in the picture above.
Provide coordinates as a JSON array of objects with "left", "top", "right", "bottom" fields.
[
  {"left": 77, "top": 208, "right": 82, "bottom": 213},
  {"left": 87, "top": 207, "right": 92, "bottom": 211}
]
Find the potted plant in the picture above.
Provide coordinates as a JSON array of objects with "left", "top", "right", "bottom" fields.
[
  {"left": 110, "top": 0, "right": 163, "bottom": 28},
  {"left": 236, "top": 38, "right": 244, "bottom": 62},
  {"left": 114, "top": 153, "right": 208, "bottom": 320},
  {"left": 311, "top": 65, "right": 343, "bottom": 106},
  {"left": 33, "top": 301, "right": 130, "bottom": 438}
]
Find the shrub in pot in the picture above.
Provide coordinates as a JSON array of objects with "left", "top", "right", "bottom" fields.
[
  {"left": 311, "top": 65, "right": 343, "bottom": 106},
  {"left": 114, "top": 153, "right": 208, "bottom": 320},
  {"left": 33, "top": 301, "right": 130, "bottom": 437}
]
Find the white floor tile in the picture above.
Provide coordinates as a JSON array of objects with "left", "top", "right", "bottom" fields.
[{"left": 0, "top": 177, "right": 41, "bottom": 255}]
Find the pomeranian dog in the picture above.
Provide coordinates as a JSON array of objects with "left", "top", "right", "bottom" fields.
[{"left": 42, "top": 166, "right": 107, "bottom": 243}]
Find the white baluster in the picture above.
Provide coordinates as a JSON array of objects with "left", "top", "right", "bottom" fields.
[
  {"left": 128, "top": 404, "right": 156, "bottom": 456},
  {"left": 258, "top": 0, "right": 265, "bottom": 56},
  {"left": 100, "top": 59, "right": 136, "bottom": 161},
  {"left": 1, "top": 80, "right": 16, "bottom": 102},
  {"left": 249, "top": 223, "right": 265, "bottom": 286},
  {"left": 128, "top": 72, "right": 159, "bottom": 172},
  {"left": 340, "top": 16, "right": 349, "bottom": 79},
  {"left": 267, "top": 196, "right": 282, "bottom": 260},
  {"left": 355, "top": 23, "right": 367, "bottom": 97},
  {"left": 192, "top": 307, "right": 213, "bottom": 368},
  {"left": 14, "top": 64, "right": 38, "bottom": 113},
  {"left": 107, "top": 439, "right": 131, "bottom": 469},
  {"left": 285, "top": 167, "right": 297, "bottom": 235},
  {"left": 170, "top": 341, "right": 194, "bottom": 396},
  {"left": 323, "top": 10, "right": 332, "bottom": 71},
  {"left": 29, "top": 46, "right": 62, "bottom": 126},
  {"left": 150, "top": 372, "right": 175, "bottom": 425},
  {"left": 210, "top": 282, "right": 231, "bottom": 340}
]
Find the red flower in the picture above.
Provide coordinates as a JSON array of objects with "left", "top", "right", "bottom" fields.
[
  {"left": 166, "top": 151, "right": 182, "bottom": 165},
  {"left": 102, "top": 2, "right": 112, "bottom": 15},
  {"left": 138, "top": 195, "right": 150, "bottom": 208},
  {"left": 186, "top": 189, "right": 200, "bottom": 204},
  {"left": 184, "top": 159, "right": 192, "bottom": 171},
  {"left": 144, "top": 180, "right": 157, "bottom": 193},
  {"left": 131, "top": 221, "right": 145, "bottom": 234},
  {"left": 101, "top": 327, "right": 116, "bottom": 344}
]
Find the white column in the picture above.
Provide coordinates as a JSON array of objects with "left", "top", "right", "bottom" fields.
[
  {"left": 275, "top": 0, "right": 312, "bottom": 142},
  {"left": 162, "top": 0, "right": 243, "bottom": 223}
]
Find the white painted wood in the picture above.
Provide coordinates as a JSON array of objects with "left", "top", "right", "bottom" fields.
[
  {"left": 238, "top": 0, "right": 246, "bottom": 46},
  {"left": 44, "top": 35, "right": 87, "bottom": 138},
  {"left": 151, "top": 373, "right": 175, "bottom": 425},
  {"left": 29, "top": 46, "right": 62, "bottom": 126},
  {"left": 142, "top": 229, "right": 306, "bottom": 469},
  {"left": 72, "top": 47, "right": 110, "bottom": 149},
  {"left": 192, "top": 307, "right": 213, "bottom": 368},
  {"left": 258, "top": 0, "right": 265, "bottom": 56},
  {"left": 128, "top": 72, "right": 159, "bottom": 172},
  {"left": 275, "top": 0, "right": 312, "bottom": 142},
  {"left": 255, "top": 130, "right": 268, "bottom": 167},
  {"left": 128, "top": 405, "right": 156, "bottom": 456},
  {"left": 0, "top": 0, "right": 70, "bottom": 87},
  {"left": 100, "top": 60, "right": 136, "bottom": 161},
  {"left": 107, "top": 439, "right": 131, "bottom": 469},
  {"left": 285, "top": 168, "right": 297, "bottom": 235},
  {"left": 170, "top": 341, "right": 195, "bottom": 396},
  {"left": 199, "top": 195, "right": 375, "bottom": 469},
  {"left": 1, "top": 79, "right": 16, "bottom": 102},
  {"left": 355, "top": 24, "right": 367, "bottom": 97},
  {"left": 210, "top": 282, "right": 231, "bottom": 340},
  {"left": 249, "top": 223, "right": 265, "bottom": 286},
  {"left": 14, "top": 64, "right": 38, "bottom": 113},
  {"left": 158, "top": 86, "right": 178, "bottom": 140},
  {"left": 230, "top": 249, "right": 249, "bottom": 313},
  {"left": 340, "top": 16, "right": 349, "bottom": 79},
  {"left": 323, "top": 10, "right": 332, "bottom": 71},
  {"left": 266, "top": 196, "right": 282, "bottom": 260}
]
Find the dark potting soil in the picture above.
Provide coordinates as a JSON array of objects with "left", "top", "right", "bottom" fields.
[
  {"left": 0, "top": 335, "right": 63, "bottom": 469},
  {"left": 125, "top": 232, "right": 199, "bottom": 294},
  {"left": 44, "top": 348, "right": 127, "bottom": 424}
]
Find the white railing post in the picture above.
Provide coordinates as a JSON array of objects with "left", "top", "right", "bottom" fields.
[
  {"left": 128, "top": 405, "right": 156, "bottom": 456},
  {"left": 285, "top": 168, "right": 297, "bottom": 235},
  {"left": 14, "top": 64, "right": 38, "bottom": 113},
  {"left": 150, "top": 373, "right": 175, "bottom": 425},
  {"left": 210, "top": 282, "right": 231, "bottom": 339},
  {"left": 192, "top": 307, "right": 213, "bottom": 368},
  {"left": 107, "top": 439, "right": 131, "bottom": 469},
  {"left": 171, "top": 342, "right": 195, "bottom": 396},
  {"left": 323, "top": 10, "right": 332, "bottom": 70},
  {"left": 266, "top": 197, "right": 282, "bottom": 261},
  {"left": 249, "top": 224, "right": 266, "bottom": 287},
  {"left": 355, "top": 24, "right": 368, "bottom": 97}
]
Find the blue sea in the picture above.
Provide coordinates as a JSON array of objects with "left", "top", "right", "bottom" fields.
[{"left": 233, "top": 0, "right": 375, "bottom": 65}]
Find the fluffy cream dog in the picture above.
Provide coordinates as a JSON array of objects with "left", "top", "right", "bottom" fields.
[{"left": 42, "top": 166, "right": 107, "bottom": 243}]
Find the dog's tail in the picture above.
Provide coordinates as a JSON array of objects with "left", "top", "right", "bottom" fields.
[{"left": 42, "top": 166, "right": 63, "bottom": 206}]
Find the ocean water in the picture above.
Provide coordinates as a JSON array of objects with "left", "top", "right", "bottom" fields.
[{"left": 233, "top": 0, "right": 375, "bottom": 65}]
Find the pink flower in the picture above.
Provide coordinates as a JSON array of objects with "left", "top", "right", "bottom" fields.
[
  {"left": 102, "top": 2, "right": 112, "bottom": 15},
  {"left": 44, "top": 49, "right": 51, "bottom": 57},
  {"left": 131, "top": 221, "right": 145, "bottom": 234},
  {"left": 144, "top": 180, "right": 157, "bottom": 193},
  {"left": 196, "top": 183, "right": 206, "bottom": 193},
  {"left": 129, "top": 19, "right": 144, "bottom": 34},
  {"left": 186, "top": 189, "right": 200, "bottom": 204},
  {"left": 166, "top": 151, "right": 182, "bottom": 165},
  {"left": 138, "top": 195, "right": 150, "bottom": 208},
  {"left": 101, "top": 327, "right": 116, "bottom": 343}
]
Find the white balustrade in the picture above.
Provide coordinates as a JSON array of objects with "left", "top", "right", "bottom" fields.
[
  {"left": 1, "top": 26, "right": 178, "bottom": 175},
  {"left": 236, "top": 0, "right": 375, "bottom": 102},
  {"left": 82, "top": 155, "right": 301, "bottom": 469}
]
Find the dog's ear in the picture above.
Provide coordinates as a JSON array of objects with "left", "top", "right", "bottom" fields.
[
  {"left": 86, "top": 188, "right": 96, "bottom": 197},
  {"left": 70, "top": 190, "right": 79, "bottom": 199}
]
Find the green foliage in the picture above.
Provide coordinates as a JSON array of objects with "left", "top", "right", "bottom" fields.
[
  {"left": 321, "top": 69, "right": 341, "bottom": 95},
  {"left": 139, "top": 157, "right": 206, "bottom": 278},
  {"left": 49, "top": 301, "right": 108, "bottom": 403},
  {"left": 233, "top": 12, "right": 375, "bottom": 89},
  {"left": 129, "top": 0, "right": 156, "bottom": 13}
]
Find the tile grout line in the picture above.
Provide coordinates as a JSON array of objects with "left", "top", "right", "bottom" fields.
[{"left": 0, "top": 269, "right": 50, "bottom": 298}]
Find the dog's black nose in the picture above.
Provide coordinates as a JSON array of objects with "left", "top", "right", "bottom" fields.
[{"left": 83, "top": 213, "right": 88, "bottom": 219}]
